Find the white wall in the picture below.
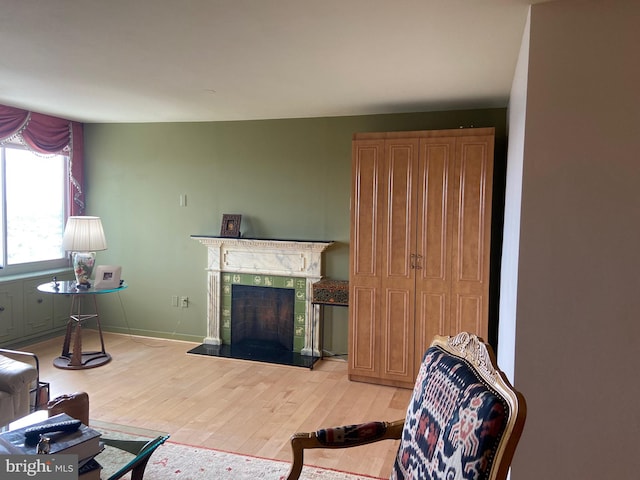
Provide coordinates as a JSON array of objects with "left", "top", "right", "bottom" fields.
[
  {"left": 510, "top": 1, "right": 640, "bottom": 478},
  {"left": 499, "top": 10, "right": 530, "bottom": 383}
]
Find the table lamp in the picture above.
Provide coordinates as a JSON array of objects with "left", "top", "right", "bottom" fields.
[{"left": 62, "top": 216, "right": 107, "bottom": 288}]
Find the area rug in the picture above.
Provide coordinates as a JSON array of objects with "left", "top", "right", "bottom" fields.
[
  {"left": 95, "top": 423, "right": 384, "bottom": 480},
  {"left": 144, "top": 442, "right": 384, "bottom": 480}
]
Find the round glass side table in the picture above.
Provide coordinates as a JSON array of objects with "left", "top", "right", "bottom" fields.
[{"left": 37, "top": 280, "right": 128, "bottom": 370}]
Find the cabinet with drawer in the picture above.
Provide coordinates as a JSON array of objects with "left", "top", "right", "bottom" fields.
[
  {"left": 0, "top": 271, "right": 74, "bottom": 346},
  {"left": 0, "top": 281, "right": 24, "bottom": 344}
]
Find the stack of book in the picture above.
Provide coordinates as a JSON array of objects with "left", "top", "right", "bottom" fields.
[{"left": 0, "top": 413, "right": 103, "bottom": 479}]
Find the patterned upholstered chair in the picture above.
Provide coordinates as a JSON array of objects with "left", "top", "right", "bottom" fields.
[{"left": 286, "top": 333, "right": 526, "bottom": 480}]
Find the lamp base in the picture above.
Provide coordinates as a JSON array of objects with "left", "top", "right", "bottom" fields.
[{"left": 72, "top": 251, "right": 96, "bottom": 287}]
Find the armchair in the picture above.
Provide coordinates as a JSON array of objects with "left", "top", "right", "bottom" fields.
[
  {"left": 286, "top": 333, "right": 526, "bottom": 480},
  {"left": 0, "top": 348, "right": 41, "bottom": 426}
]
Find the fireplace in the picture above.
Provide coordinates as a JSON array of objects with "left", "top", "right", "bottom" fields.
[
  {"left": 191, "top": 237, "right": 334, "bottom": 358},
  {"left": 231, "top": 285, "right": 294, "bottom": 350}
]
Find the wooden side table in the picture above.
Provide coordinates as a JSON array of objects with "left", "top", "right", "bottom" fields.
[
  {"left": 311, "top": 279, "right": 348, "bottom": 365},
  {"left": 37, "top": 280, "right": 127, "bottom": 370}
]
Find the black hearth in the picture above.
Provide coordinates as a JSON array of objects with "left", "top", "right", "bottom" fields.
[{"left": 187, "top": 342, "right": 316, "bottom": 368}]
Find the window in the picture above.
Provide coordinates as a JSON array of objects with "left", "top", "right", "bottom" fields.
[{"left": 1, "top": 143, "right": 69, "bottom": 273}]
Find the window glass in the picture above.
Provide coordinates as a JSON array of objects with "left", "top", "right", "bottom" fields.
[{"left": 2, "top": 146, "right": 67, "bottom": 267}]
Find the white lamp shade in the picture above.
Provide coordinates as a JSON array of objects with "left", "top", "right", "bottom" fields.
[{"left": 62, "top": 216, "right": 108, "bottom": 252}]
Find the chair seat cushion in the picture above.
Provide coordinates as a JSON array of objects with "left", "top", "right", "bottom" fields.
[{"left": 391, "top": 346, "right": 508, "bottom": 480}]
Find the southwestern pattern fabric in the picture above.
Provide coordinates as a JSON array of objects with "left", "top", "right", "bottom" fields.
[{"left": 390, "top": 347, "right": 508, "bottom": 480}]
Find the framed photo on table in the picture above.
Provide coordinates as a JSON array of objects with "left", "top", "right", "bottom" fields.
[
  {"left": 220, "top": 214, "right": 242, "bottom": 238},
  {"left": 94, "top": 265, "right": 122, "bottom": 289}
]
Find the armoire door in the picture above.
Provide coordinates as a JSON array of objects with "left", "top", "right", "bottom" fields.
[
  {"left": 348, "top": 139, "right": 384, "bottom": 381},
  {"left": 448, "top": 134, "right": 494, "bottom": 336},
  {"left": 414, "top": 136, "right": 457, "bottom": 357},
  {"left": 378, "top": 138, "right": 419, "bottom": 385}
]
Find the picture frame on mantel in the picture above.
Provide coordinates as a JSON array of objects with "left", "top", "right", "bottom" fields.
[{"left": 220, "top": 214, "right": 242, "bottom": 238}]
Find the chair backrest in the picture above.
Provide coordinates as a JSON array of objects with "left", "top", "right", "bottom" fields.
[{"left": 390, "top": 333, "right": 526, "bottom": 480}]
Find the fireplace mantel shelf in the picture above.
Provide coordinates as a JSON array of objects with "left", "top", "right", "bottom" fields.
[
  {"left": 191, "top": 235, "right": 334, "bottom": 243},
  {"left": 191, "top": 236, "right": 334, "bottom": 251}
]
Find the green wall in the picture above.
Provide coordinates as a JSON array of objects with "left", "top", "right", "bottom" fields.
[{"left": 84, "top": 108, "right": 506, "bottom": 353}]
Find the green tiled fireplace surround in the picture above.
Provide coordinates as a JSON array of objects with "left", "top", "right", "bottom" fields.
[{"left": 221, "top": 272, "right": 307, "bottom": 353}]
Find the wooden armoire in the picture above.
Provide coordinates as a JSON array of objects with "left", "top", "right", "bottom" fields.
[{"left": 348, "top": 128, "right": 494, "bottom": 388}]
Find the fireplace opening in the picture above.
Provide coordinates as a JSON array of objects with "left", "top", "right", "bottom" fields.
[{"left": 231, "top": 285, "right": 294, "bottom": 351}]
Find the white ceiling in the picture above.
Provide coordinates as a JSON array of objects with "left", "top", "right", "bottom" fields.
[{"left": 0, "top": 0, "right": 540, "bottom": 124}]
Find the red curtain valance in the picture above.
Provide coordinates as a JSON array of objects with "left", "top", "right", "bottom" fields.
[{"left": 0, "top": 104, "right": 84, "bottom": 215}]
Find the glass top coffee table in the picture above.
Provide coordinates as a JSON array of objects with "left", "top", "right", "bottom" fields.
[
  {"left": 90, "top": 419, "right": 169, "bottom": 480},
  {"left": 9, "top": 411, "right": 169, "bottom": 480}
]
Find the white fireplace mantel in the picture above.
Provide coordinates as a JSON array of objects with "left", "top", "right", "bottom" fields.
[{"left": 191, "top": 236, "right": 334, "bottom": 356}]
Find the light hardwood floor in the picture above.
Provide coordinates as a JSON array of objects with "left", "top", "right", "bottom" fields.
[{"left": 24, "top": 331, "right": 413, "bottom": 478}]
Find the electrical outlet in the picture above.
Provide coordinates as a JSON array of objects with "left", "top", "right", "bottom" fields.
[
  {"left": 180, "top": 296, "right": 189, "bottom": 308},
  {"left": 171, "top": 296, "right": 178, "bottom": 307}
]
